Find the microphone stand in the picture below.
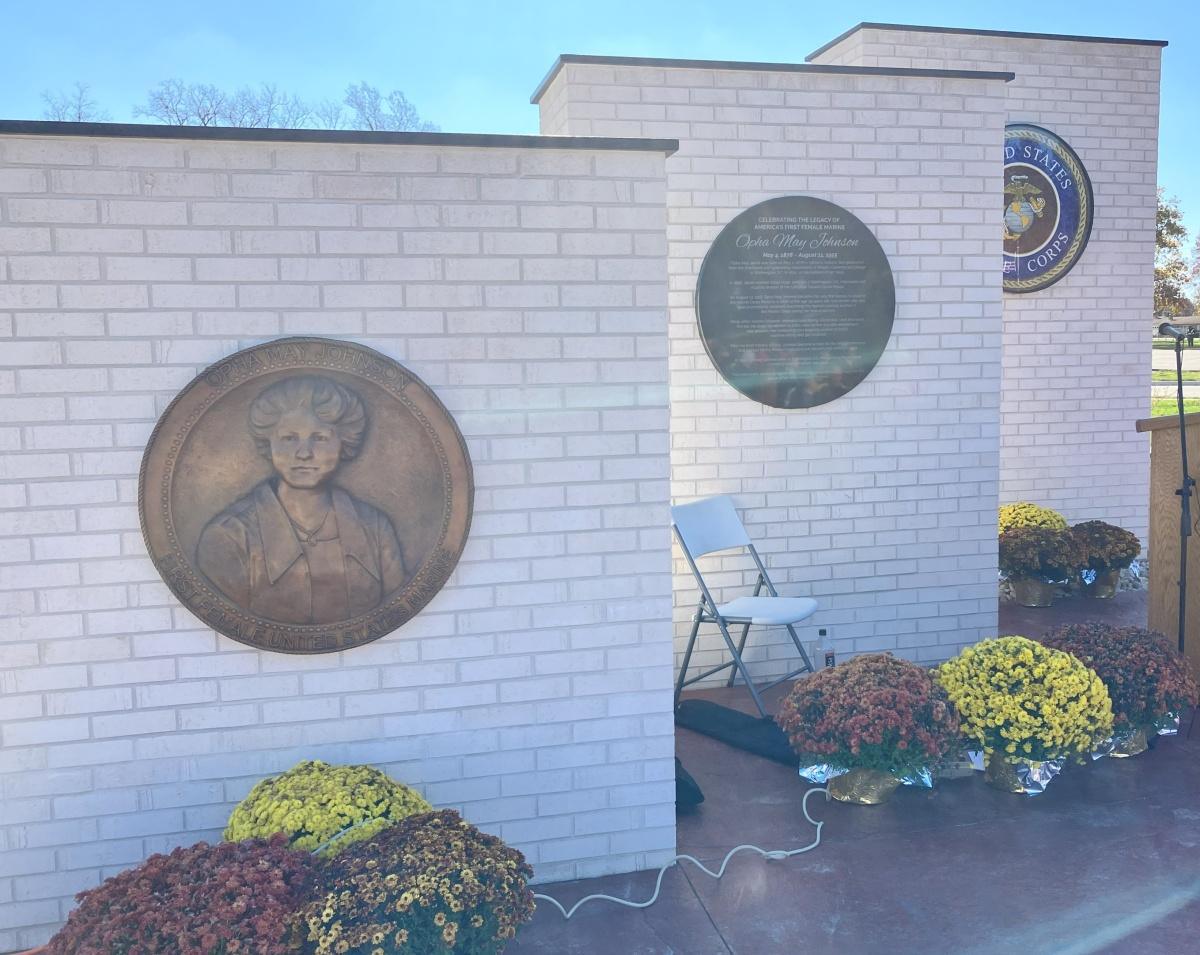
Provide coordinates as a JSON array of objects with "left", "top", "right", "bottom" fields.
[
  {"left": 1169, "top": 329, "right": 1196, "bottom": 657},
  {"left": 1159, "top": 321, "right": 1200, "bottom": 741}
]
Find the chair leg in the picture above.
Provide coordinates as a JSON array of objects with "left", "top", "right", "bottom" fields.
[
  {"left": 784, "top": 623, "right": 815, "bottom": 674},
  {"left": 729, "top": 575, "right": 764, "bottom": 688},
  {"left": 716, "top": 618, "right": 769, "bottom": 719},
  {"left": 726, "top": 621, "right": 752, "bottom": 687},
  {"left": 674, "top": 613, "right": 703, "bottom": 710}
]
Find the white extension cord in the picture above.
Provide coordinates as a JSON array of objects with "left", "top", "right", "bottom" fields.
[{"left": 533, "top": 786, "right": 829, "bottom": 920}]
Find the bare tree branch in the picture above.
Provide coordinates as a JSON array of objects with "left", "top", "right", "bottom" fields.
[
  {"left": 41, "top": 82, "right": 111, "bottom": 122},
  {"left": 344, "top": 82, "right": 437, "bottom": 132},
  {"left": 311, "top": 100, "right": 347, "bottom": 130},
  {"left": 133, "top": 80, "right": 227, "bottom": 126},
  {"left": 133, "top": 79, "right": 193, "bottom": 125},
  {"left": 274, "top": 92, "right": 313, "bottom": 130},
  {"left": 185, "top": 84, "right": 226, "bottom": 126},
  {"left": 384, "top": 89, "right": 437, "bottom": 132},
  {"left": 125, "top": 79, "right": 434, "bottom": 131},
  {"left": 221, "top": 86, "right": 267, "bottom": 127},
  {"left": 343, "top": 82, "right": 385, "bottom": 130}
]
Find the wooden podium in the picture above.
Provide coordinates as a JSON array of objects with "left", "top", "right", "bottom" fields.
[{"left": 1135, "top": 411, "right": 1200, "bottom": 675}]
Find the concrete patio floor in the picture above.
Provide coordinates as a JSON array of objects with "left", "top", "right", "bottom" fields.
[{"left": 509, "top": 590, "right": 1200, "bottom": 955}]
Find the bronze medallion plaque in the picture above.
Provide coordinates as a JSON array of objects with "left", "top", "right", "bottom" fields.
[
  {"left": 695, "top": 195, "right": 895, "bottom": 409},
  {"left": 139, "top": 337, "right": 473, "bottom": 653}
]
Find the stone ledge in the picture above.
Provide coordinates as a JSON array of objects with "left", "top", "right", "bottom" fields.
[
  {"left": 531, "top": 53, "right": 1015, "bottom": 104},
  {"left": 807, "top": 21, "right": 1169, "bottom": 62},
  {"left": 0, "top": 120, "right": 679, "bottom": 155}
]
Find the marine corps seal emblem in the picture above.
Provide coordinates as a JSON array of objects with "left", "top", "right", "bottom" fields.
[{"left": 1002, "top": 123, "right": 1093, "bottom": 293}]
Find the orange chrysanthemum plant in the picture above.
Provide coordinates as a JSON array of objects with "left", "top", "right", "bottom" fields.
[
  {"left": 1040, "top": 624, "right": 1196, "bottom": 734},
  {"left": 776, "top": 653, "right": 961, "bottom": 779}
]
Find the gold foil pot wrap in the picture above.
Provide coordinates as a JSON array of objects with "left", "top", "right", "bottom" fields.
[
  {"left": 1109, "top": 725, "right": 1149, "bottom": 758},
  {"left": 984, "top": 750, "right": 1063, "bottom": 795},
  {"left": 1009, "top": 577, "right": 1056, "bottom": 607},
  {"left": 826, "top": 767, "right": 901, "bottom": 805},
  {"left": 984, "top": 751, "right": 1024, "bottom": 792}
]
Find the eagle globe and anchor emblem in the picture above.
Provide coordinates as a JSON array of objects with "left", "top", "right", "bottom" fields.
[{"left": 1003, "top": 175, "right": 1047, "bottom": 242}]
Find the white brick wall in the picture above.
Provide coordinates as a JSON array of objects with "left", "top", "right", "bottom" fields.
[
  {"left": 537, "top": 60, "right": 1007, "bottom": 683},
  {"left": 810, "top": 27, "right": 1161, "bottom": 543},
  {"left": 0, "top": 130, "right": 675, "bottom": 949}
]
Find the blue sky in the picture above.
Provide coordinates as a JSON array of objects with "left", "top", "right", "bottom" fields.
[{"left": 2, "top": 0, "right": 1197, "bottom": 231}]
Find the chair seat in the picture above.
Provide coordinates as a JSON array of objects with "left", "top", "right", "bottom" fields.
[{"left": 715, "top": 596, "right": 818, "bottom": 625}]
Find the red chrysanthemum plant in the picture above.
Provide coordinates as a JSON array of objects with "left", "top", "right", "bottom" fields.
[
  {"left": 776, "top": 652, "right": 961, "bottom": 780},
  {"left": 1039, "top": 623, "right": 1197, "bottom": 735},
  {"left": 44, "top": 835, "right": 316, "bottom": 955}
]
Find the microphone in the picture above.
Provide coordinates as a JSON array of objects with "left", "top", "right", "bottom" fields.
[{"left": 1158, "top": 322, "right": 1200, "bottom": 340}]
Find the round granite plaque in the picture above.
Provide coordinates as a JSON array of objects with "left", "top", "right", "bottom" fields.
[
  {"left": 695, "top": 196, "right": 895, "bottom": 409},
  {"left": 1003, "top": 123, "right": 1093, "bottom": 293},
  {"left": 139, "top": 337, "right": 473, "bottom": 654}
]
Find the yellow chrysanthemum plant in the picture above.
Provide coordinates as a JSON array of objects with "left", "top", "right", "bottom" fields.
[
  {"left": 224, "top": 760, "right": 432, "bottom": 857},
  {"left": 935, "top": 636, "right": 1113, "bottom": 793},
  {"left": 998, "top": 502, "right": 1068, "bottom": 536}
]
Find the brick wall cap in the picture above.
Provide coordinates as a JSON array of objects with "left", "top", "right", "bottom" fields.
[
  {"left": 531, "top": 53, "right": 1014, "bottom": 104},
  {"left": 0, "top": 119, "right": 678, "bottom": 155},
  {"left": 807, "top": 22, "right": 1168, "bottom": 62}
]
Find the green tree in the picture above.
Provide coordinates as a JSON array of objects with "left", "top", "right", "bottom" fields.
[{"left": 1156, "top": 190, "right": 1195, "bottom": 317}]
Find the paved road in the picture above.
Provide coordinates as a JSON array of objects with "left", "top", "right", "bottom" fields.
[
  {"left": 1151, "top": 386, "right": 1200, "bottom": 399},
  {"left": 1150, "top": 344, "right": 1200, "bottom": 398},
  {"left": 1152, "top": 346, "right": 1200, "bottom": 372}
]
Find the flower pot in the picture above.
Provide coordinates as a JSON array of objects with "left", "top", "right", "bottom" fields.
[
  {"left": 1157, "top": 712, "right": 1182, "bottom": 736},
  {"left": 983, "top": 751, "right": 1024, "bottom": 792},
  {"left": 1082, "top": 567, "right": 1120, "bottom": 599},
  {"left": 936, "top": 751, "right": 980, "bottom": 780},
  {"left": 1010, "top": 577, "right": 1056, "bottom": 607},
  {"left": 826, "top": 767, "right": 901, "bottom": 805},
  {"left": 983, "top": 750, "right": 1063, "bottom": 795},
  {"left": 1110, "top": 725, "right": 1150, "bottom": 758}
]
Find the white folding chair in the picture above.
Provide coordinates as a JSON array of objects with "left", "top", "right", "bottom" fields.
[{"left": 671, "top": 495, "right": 817, "bottom": 718}]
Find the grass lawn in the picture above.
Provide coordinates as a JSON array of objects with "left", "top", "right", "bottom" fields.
[
  {"left": 1151, "top": 398, "right": 1200, "bottom": 416},
  {"left": 1151, "top": 369, "right": 1200, "bottom": 382}
]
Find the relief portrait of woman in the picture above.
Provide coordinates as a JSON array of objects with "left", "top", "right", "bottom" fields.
[{"left": 195, "top": 376, "right": 408, "bottom": 625}]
